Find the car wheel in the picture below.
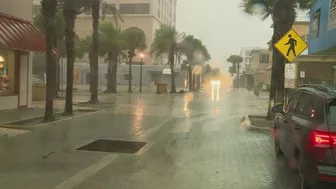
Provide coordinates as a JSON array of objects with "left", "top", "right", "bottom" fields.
[
  {"left": 297, "top": 154, "right": 310, "bottom": 189},
  {"left": 274, "top": 129, "right": 283, "bottom": 158}
]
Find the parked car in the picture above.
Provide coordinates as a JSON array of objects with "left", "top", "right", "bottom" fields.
[{"left": 272, "top": 84, "right": 336, "bottom": 189}]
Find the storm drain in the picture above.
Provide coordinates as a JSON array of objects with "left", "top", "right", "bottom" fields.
[{"left": 77, "top": 139, "right": 147, "bottom": 154}]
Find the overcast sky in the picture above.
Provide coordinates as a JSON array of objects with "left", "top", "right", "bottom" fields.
[{"left": 176, "top": 0, "right": 309, "bottom": 70}]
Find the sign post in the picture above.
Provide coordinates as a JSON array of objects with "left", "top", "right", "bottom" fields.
[{"left": 274, "top": 28, "right": 308, "bottom": 101}]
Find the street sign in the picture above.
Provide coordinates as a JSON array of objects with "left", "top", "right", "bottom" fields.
[
  {"left": 300, "top": 71, "right": 305, "bottom": 78},
  {"left": 162, "top": 68, "right": 171, "bottom": 75},
  {"left": 285, "top": 78, "right": 296, "bottom": 88},
  {"left": 285, "top": 63, "right": 296, "bottom": 79},
  {"left": 274, "top": 29, "right": 308, "bottom": 62}
]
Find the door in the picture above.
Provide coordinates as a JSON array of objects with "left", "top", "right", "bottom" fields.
[
  {"left": 290, "top": 92, "right": 315, "bottom": 160},
  {"left": 19, "top": 53, "right": 29, "bottom": 107},
  {"left": 279, "top": 92, "right": 300, "bottom": 158}
]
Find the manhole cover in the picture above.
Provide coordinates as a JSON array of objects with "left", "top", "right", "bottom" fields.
[{"left": 77, "top": 139, "right": 147, "bottom": 154}]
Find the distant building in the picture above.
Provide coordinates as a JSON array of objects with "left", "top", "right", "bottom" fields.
[
  {"left": 32, "top": 0, "right": 177, "bottom": 65},
  {"left": 309, "top": 0, "right": 336, "bottom": 54}
]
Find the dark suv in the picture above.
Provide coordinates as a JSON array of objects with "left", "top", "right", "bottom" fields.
[{"left": 272, "top": 84, "right": 336, "bottom": 189}]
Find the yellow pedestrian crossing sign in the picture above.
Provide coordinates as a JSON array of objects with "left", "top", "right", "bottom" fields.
[{"left": 274, "top": 29, "right": 308, "bottom": 62}]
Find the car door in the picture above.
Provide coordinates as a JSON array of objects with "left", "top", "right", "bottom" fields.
[
  {"left": 278, "top": 92, "right": 301, "bottom": 158},
  {"left": 290, "top": 92, "right": 314, "bottom": 160}
]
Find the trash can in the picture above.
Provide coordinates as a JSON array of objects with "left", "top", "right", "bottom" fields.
[{"left": 156, "top": 83, "right": 168, "bottom": 94}]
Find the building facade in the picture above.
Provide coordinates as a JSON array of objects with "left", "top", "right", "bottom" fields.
[
  {"left": 240, "top": 21, "right": 310, "bottom": 89},
  {"left": 309, "top": 0, "right": 336, "bottom": 54},
  {"left": 33, "top": 0, "right": 177, "bottom": 65},
  {"left": 0, "top": 0, "right": 46, "bottom": 110}
]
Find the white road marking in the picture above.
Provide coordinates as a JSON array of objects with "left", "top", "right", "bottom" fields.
[{"left": 54, "top": 154, "right": 118, "bottom": 189}]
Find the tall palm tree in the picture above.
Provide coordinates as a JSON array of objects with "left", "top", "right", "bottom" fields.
[
  {"left": 41, "top": 0, "right": 58, "bottom": 122},
  {"left": 241, "top": 0, "right": 314, "bottom": 117},
  {"left": 99, "top": 22, "right": 126, "bottom": 93},
  {"left": 151, "top": 25, "right": 184, "bottom": 93},
  {"left": 180, "top": 35, "right": 210, "bottom": 90},
  {"left": 124, "top": 27, "right": 147, "bottom": 92},
  {"left": 62, "top": 0, "right": 78, "bottom": 115},
  {"left": 89, "top": 0, "right": 100, "bottom": 103},
  {"left": 34, "top": 8, "right": 65, "bottom": 97},
  {"left": 227, "top": 55, "right": 244, "bottom": 88}
]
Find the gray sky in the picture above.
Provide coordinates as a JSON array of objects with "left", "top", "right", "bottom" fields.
[{"left": 176, "top": 0, "right": 309, "bottom": 70}]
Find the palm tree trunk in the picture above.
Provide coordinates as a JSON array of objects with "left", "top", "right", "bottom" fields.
[
  {"left": 272, "top": 0, "right": 295, "bottom": 104},
  {"left": 267, "top": 32, "right": 278, "bottom": 120},
  {"left": 63, "top": 2, "right": 77, "bottom": 115},
  {"left": 188, "top": 66, "right": 192, "bottom": 90},
  {"left": 236, "top": 63, "right": 240, "bottom": 88},
  {"left": 111, "top": 53, "right": 118, "bottom": 93},
  {"left": 89, "top": 0, "right": 100, "bottom": 104},
  {"left": 106, "top": 52, "right": 114, "bottom": 93},
  {"left": 128, "top": 52, "right": 134, "bottom": 92},
  {"left": 169, "top": 50, "right": 176, "bottom": 93},
  {"left": 53, "top": 37, "right": 60, "bottom": 98},
  {"left": 41, "top": 0, "right": 57, "bottom": 122}
]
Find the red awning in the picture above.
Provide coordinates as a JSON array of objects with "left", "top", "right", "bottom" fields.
[{"left": 0, "top": 13, "right": 47, "bottom": 52}]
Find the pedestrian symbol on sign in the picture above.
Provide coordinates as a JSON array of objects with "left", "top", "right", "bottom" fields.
[
  {"left": 274, "top": 29, "right": 308, "bottom": 62},
  {"left": 285, "top": 34, "right": 297, "bottom": 57}
]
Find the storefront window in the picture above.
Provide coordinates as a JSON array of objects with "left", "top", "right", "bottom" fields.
[{"left": 0, "top": 51, "right": 14, "bottom": 96}]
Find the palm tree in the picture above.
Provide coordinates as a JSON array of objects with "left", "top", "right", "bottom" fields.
[
  {"left": 241, "top": 0, "right": 314, "bottom": 118},
  {"left": 89, "top": 0, "right": 100, "bottom": 103},
  {"left": 150, "top": 25, "right": 184, "bottom": 93},
  {"left": 33, "top": 9, "right": 65, "bottom": 97},
  {"left": 62, "top": 0, "right": 78, "bottom": 115},
  {"left": 227, "top": 55, "right": 244, "bottom": 88},
  {"left": 124, "top": 27, "right": 147, "bottom": 92},
  {"left": 41, "top": 0, "right": 58, "bottom": 122},
  {"left": 99, "top": 22, "right": 126, "bottom": 93},
  {"left": 180, "top": 35, "right": 210, "bottom": 90}
]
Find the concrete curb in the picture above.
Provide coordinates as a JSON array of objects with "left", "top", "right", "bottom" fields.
[
  {"left": 241, "top": 115, "right": 272, "bottom": 131},
  {"left": 0, "top": 109, "right": 100, "bottom": 130}
]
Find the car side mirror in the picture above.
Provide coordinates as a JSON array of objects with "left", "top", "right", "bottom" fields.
[{"left": 272, "top": 104, "right": 284, "bottom": 114}]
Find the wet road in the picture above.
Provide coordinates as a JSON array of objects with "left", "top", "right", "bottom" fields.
[
  {"left": 0, "top": 87, "right": 308, "bottom": 189},
  {"left": 74, "top": 88, "right": 300, "bottom": 189}
]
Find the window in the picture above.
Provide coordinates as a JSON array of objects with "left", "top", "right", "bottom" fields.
[
  {"left": 259, "top": 54, "right": 269, "bottom": 64},
  {"left": 286, "top": 93, "right": 300, "bottom": 112},
  {"left": 294, "top": 93, "right": 314, "bottom": 117},
  {"left": 119, "top": 3, "right": 150, "bottom": 14},
  {"left": 328, "top": 100, "right": 336, "bottom": 125},
  {"left": 0, "top": 52, "right": 15, "bottom": 96},
  {"left": 103, "top": 4, "right": 116, "bottom": 15}
]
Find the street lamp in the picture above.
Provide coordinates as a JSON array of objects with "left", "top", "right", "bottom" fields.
[{"left": 139, "top": 53, "right": 144, "bottom": 92}]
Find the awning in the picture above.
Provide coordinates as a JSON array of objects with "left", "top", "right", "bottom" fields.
[{"left": 0, "top": 13, "right": 47, "bottom": 52}]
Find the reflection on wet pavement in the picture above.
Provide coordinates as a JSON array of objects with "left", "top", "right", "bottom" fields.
[{"left": 0, "top": 89, "right": 326, "bottom": 189}]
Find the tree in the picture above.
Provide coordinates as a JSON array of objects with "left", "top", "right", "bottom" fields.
[
  {"left": 63, "top": 0, "right": 78, "bottom": 115},
  {"left": 227, "top": 55, "right": 243, "bottom": 88},
  {"left": 180, "top": 35, "right": 211, "bottom": 90},
  {"left": 99, "top": 22, "right": 125, "bottom": 93},
  {"left": 41, "top": 0, "right": 58, "bottom": 122},
  {"left": 89, "top": 0, "right": 100, "bottom": 103},
  {"left": 33, "top": 9, "right": 65, "bottom": 97},
  {"left": 151, "top": 25, "right": 185, "bottom": 93},
  {"left": 124, "top": 27, "right": 147, "bottom": 92},
  {"left": 241, "top": 0, "right": 314, "bottom": 118}
]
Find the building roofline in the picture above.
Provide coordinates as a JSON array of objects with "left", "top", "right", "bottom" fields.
[{"left": 270, "top": 21, "right": 310, "bottom": 28}]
